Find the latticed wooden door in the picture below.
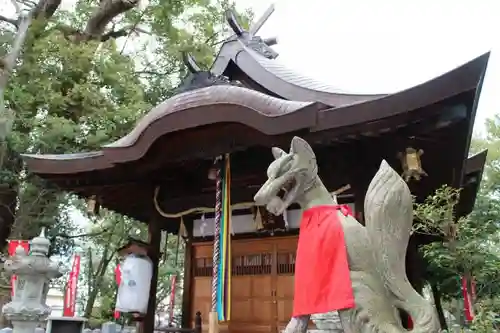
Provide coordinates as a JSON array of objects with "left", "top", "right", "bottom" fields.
[{"left": 191, "top": 236, "right": 299, "bottom": 333}]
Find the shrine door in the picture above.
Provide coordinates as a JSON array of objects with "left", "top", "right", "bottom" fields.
[{"left": 191, "top": 236, "right": 299, "bottom": 333}]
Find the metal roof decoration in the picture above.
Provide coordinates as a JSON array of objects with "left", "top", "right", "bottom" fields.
[{"left": 174, "top": 53, "right": 241, "bottom": 95}]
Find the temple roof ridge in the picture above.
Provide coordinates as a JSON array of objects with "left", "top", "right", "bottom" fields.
[{"left": 242, "top": 45, "right": 384, "bottom": 96}]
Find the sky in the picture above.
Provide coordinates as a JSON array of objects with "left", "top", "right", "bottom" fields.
[{"left": 234, "top": 0, "right": 498, "bottom": 136}]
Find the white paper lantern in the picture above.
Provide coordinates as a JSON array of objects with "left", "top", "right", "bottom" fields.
[{"left": 115, "top": 254, "right": 153, "bottom": 314}]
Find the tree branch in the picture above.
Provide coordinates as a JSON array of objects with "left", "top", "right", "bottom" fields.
[
  {"left": 100, "top": 28, "right": 129, "bottom": 41},
  {"left": 19, "top": 0, "right": 36, "bottom": 8},
  {"left": 0, "top": 15, "right": 18, "bottom": 28},
  {"left": 83, "top": 0, "right": 139, "bottom": 40},
  {"left": 100, "top": 25, "right": 150, "bottom": 42},
  {"left": 32, "top": 0, "right": 61, "bottom": 20},
  {"left": 56, "top": 228, "right": 109, "bottom": 239},
  {"left": 9, "top": 0, "right": 21, "bottom": 15},
  {"left": 0, "top": 12, "right": 31, "bottom": 140}
]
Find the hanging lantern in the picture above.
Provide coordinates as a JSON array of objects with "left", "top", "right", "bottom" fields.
[
  {"left": 115, "top": 239, "right": 153, "bottom": 315},
  {"left": 397, "top": 147, "right": 428, "bottom": 182}
]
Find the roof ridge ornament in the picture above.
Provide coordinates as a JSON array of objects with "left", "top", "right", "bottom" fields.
[
  {"left": 225, "top": 5, "right": 279, "bottom": 60},
  {"left": 182, "top": 52, "right": 201, "bottom": 74},
  {"left": 249, "top": 4, "right": 275, "bottom": 36},
  {"left": 175, "top": 52, "right": 242, "bottom": 94}
]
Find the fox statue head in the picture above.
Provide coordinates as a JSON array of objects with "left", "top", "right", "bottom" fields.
[{"left": 254, "top": 136, "right": 320, "bottom": 216}]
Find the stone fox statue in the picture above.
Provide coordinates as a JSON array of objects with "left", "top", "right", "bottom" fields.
[{"left": 254, "top": 137, "right": 439, "bottom": 333}]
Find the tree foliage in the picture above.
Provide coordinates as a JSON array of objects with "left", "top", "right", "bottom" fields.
[
  {"left": 76, "top": 210, "right": 187, "bottom": 326},
  {"left": 0, "top": 0, "right": 251, "bottom": 320},
  {"left": 414, "top": 116, "right": 500, "bottom": 329}
]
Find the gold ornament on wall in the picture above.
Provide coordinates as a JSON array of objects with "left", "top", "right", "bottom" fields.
[{"left": 397, "top": 147, "right": 428, "bottom": 182}]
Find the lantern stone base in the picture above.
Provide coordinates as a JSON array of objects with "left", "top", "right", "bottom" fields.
[{"left": 9, "top": 321, "right": 38, "bottom": 333}]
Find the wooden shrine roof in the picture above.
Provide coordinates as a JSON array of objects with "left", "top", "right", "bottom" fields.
[
  {"left": 23, "top": 52, "right": 489, "bottom": 175},
  {"left": 458, "top": 150, "right": 488, "bottom": 217},
  {"left": 211, "top": 10, "right": 386, "bottom": 106},
  {"left": 20, "top": 9, "right": 490, "bottom": 225}
]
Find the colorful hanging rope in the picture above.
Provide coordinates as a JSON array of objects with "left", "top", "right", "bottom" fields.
[
  {"left": 216, "top": 154, "right": 232, "bottom": 321},
  {"left": 211, "top": 158, "right": 222, "bottom": 312}
]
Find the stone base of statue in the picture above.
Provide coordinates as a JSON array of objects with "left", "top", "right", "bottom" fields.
[{"left": 311, "top": 312, "right": 343, "bottom": 332}]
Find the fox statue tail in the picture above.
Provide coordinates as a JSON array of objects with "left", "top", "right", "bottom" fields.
[{"left": 364, "top": 160, "right": 439, "bottom": 332}]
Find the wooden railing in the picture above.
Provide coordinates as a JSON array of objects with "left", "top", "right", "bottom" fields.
[{"left": 155, "top": 312, "right": 202, "bottom": 333}]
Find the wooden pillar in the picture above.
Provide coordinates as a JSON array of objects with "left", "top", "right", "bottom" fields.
[
  {"left": 181, "top": 217, "right": 194, "bottom": 328},
  {"left": 141, "top": 218, "right": 162, "bottom": 333}
]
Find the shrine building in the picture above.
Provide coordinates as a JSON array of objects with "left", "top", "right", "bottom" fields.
[{"left": 21, "top": 9, "right": 488, "bottom": 333}]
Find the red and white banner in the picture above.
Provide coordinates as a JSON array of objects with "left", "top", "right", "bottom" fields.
[
  {"left": 8, "top": 240, "right": 30, "bottom": 297},
  {"left": 63, "top": 254, "right": 81, "bottom": 317},
  {"left": 462, "top": 275, "right": 475, "bottom": 322},
  {"left": 114, "top": 264, "right": 121, "bottom": 319},
  {"left": 169, "top": 275, "right": 177, "bottom": 323}
]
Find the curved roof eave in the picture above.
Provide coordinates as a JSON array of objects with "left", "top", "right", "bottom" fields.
[
  {"left": 465, "top": 150, "right": 487, "bottom": 175},
  {"left": 313, "top": 52, "right": 490, "bottom": 132},
  {"left": 22, "top": 85, "right": 325, "bottom": 174},
  {"left": 211, "top": 39, "right": 387, "bottom": 106},
  {"left": 22, "top": 52, "right": 490, "bottom": 176}
]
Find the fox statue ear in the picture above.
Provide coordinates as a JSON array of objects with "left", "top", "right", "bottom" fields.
[
  {"left": 290, "top": 137, "right": 315, "bottom": 160},
  {"left": 290, "top": 136, "right": 318, "bottom": 176},
  {"left": 272, "top": 147, "right": 287, "bottom": 160}
]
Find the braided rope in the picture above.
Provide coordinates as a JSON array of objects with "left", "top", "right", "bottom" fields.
[{"left": 211, "top": 159, "right": 223, "bottom": 311}]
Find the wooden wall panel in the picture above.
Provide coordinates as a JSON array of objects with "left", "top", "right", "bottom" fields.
[{"left": 191, "top": 236, "right": 299, "bottom": 333}]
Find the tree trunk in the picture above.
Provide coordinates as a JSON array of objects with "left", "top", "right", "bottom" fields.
[
  {"left": 431, "top": 283, "right": 448, "bottom": 330},
  {"left": 84, "top": 242, "right": 115, "bottom": 317}
]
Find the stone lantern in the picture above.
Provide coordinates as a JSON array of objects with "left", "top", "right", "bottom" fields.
[{"left": 2, "top": 228, "right": 62, "bottom": 333}]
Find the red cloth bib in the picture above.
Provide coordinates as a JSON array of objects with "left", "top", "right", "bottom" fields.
[{"left": 293, "top": 205, "right": 355, "bottom": 316}]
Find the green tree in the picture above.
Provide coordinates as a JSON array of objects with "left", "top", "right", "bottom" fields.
[
  {"left": 0, "top": 0, "right": 249, "bottom": 250},
  {"left": 414, "top": 118, "right": 500, "bottom": 329},
  {"left": 0, "top": 0, "right": 252, "bottom": 320},
  {"left": 77, "top": 211, "right": 186, "bottom": 327}
]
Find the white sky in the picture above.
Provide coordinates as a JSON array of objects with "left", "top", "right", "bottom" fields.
[{"left": 235, "top": 0, "right": 498, "bottom": 136}]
